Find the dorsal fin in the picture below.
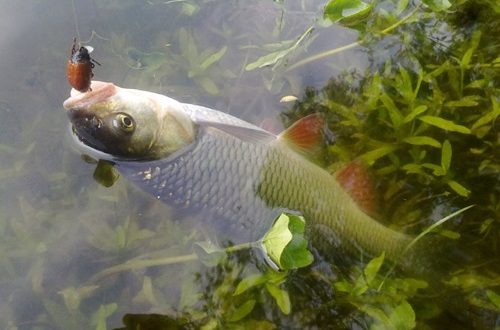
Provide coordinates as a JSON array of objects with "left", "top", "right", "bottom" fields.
[
  {"left": 278, "top": 113, "right": 325, "bottom": 157},
  {"left": 335, "top": 161, "right": 379, "bottom": 217},
  {"left": 182, "top": 103, "right": 276, "bottom": 144}
]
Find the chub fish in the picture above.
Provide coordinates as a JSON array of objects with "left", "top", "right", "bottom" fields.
[{"left": 63, "top": 81, "right": 424, "bottom": 267}]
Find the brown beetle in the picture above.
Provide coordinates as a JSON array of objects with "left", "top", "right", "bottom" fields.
[{"left": 66, "top": 38, "right": 100, "bottom": 92}]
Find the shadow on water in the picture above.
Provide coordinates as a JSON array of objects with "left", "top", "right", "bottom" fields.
[{"left": 0, "top": 0, "right": 498, "bottom": 329}]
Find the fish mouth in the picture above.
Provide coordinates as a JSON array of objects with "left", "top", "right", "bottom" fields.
[
  {"left": 68, "top": 108, "right": 108, "bottom": 152},
  {"left": 64, "top": 80, "right": 118, "bottom": 153},
  {"left": 63, "top": 80, "right": 117, "bottom": 110}
]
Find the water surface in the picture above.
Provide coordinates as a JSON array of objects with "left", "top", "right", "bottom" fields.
[{"left": 0, "top": 0, "right": 498, "bottom": 329}]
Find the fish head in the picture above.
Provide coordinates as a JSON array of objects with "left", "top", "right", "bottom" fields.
[{"left": 63, "top": 81, "right": 196, "bottom": 160}]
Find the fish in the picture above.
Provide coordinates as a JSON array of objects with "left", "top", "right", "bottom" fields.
[{"left": 63, "top": 81, "right": 426, "bottom": 267}]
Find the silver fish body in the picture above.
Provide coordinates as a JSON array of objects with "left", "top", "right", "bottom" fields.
[{"left": 64, "top": 81, "right": 415, "bottom": 264}]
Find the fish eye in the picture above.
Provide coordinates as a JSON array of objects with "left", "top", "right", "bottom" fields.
[{"left": 113, "top": 113, "right": 135, "bottom": 133}]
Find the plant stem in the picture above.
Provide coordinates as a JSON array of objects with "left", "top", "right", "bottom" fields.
[
  {"left": 86, "top": 241, "right": 257, "bottom": 284},
  {"left": 287, "top": 5, "right": 421, "bottom": 71}
]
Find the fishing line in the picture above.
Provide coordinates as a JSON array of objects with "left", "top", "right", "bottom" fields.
[{"left": 71, "top": 0, "right": 81, "bottom": 42}]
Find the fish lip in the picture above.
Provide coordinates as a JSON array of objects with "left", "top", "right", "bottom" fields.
[
  {"left": 63, "top": 80, "right": 117, "bottom": 110},
  {"left": 67, "top": 106, "right": 107, "bottom": 152}
]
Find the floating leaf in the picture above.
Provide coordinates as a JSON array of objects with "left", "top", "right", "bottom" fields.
[
  {"left": 422, "top": 0, "right": 452, "bottom": 12},
  {"left": 261, "top": 213, "right": 313, "bottom": 270},
  {"left": 278, "top": 214, "right": 314, "bottom": 269},
  {"left": 324, "top": 0, "right": 372, "bottom": 24},
  {"left": 262, "top": 214, "right": 293, "bottom": 267},
  {"left": 418, "top": 116, "right": 471, "bottom": 134},
  {"left": 403, "top": 136, "right": 441, "bottom": 148}
]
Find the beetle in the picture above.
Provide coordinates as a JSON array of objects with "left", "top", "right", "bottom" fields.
[{"left": 66, "top": 38, "right": 100, "bottom": 92}]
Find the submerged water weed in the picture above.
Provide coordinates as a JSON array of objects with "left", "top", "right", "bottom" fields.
[
  {"left": 282, "top": 0, "right": 499, "bottom": 328},
  {"left": 3, "top": 1, "right": 498, "bottom": 330}
]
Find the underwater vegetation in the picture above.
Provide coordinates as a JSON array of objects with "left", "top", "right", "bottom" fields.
[{"left": 0, "top": 0, "right": 498, "bottom": 329}]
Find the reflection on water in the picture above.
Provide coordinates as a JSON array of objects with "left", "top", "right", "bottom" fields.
[{"left": 0, "top": 0, "right": 498, "bottom": 329}]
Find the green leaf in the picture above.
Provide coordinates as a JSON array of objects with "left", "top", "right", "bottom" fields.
[
  {"left": 360, "top": 145, "right": 398, "bottom": 165},
  {"left": 388, "top": 300, "right": 416, "bottom": 330},
  {"left": 403, "top": 105, "right": 428, "bottom": 123},
  {"left": 403, "top": 136, "right": 441, "bottom": 148},
  {"left": 396, "top": 66, "right": 414, "bottom": 103},
  {"left": 245, "top": 27, "right": 313, "bottom": 71},
  {"left": 262, "top": 214, "right": 293, "bottom": 268},
  {"left": 380, "top": 94, "right": 403, "bottom": 128},
  {"left": 93, "top": 160, "right": 119, "bottom": 188},
  {"left": 441, "top": 140, "right": 452, "bottom": 172},
  {"left": 266, "top": 283, "right": 291, "bottom": 314},
  {"left": 278, "top": 214, "right": 314, "bottom": 269},
  {"left": 446, "top": 180, "right": 471, "bottom": 197},
  {"left": 438, "top": 229, "right": 461, "bottom": 239},
  {"left": 197, "top": 76, "right": 219, "bottom": 95},
  {"left": 418, "top": 116, "right": 471, "bottom": 134},
  {"left": 199, "top": 46, "right": 227, "bottom": 71},
  {"left": 262, "top": 213, "right": 313, "bottom": 270},
  {"left": 178, "top": 28, "right": 198, "bottom": 63},
  {"left": 461, "top": 48, "right": 474, "bottom": 68},
  {"left": 479, "top": 218, "right": 494, "bottom": 234},
  {"left": 422, "top": 0, "right": 452, "bottom": 12},
  {"left": 364, "top": 252, "right": 385, "bottom": 285},
  {"left": 59, "top": 285, "right": 99, "bottom": 312},
  {"left": 404, "top": 205, "right": 474, "bottom": 253},
  {"left": 471, "top": 96, "right": 500, "bottom": 137},
  {"left": 486, "top": 290, "right": 500, "bottom": 310},
  {"left": 324, "top": 0, "right": 372, "bottom": 23},
  {"left": 234, "top": 274, "right": 266, "bottom": 296},
  {"left": 91, "top": 303, "right": 118, "bottom": 330},
  {"left": 422, "top": 163, "right": 446, "bottom": 176},
  {"left": 181, "top": 2, "right": 199, "bottom": 16},
  {"left": 445, "top": 95, "right": 481, "bottom": 107},
  {"left": 226, "top": 299, "right": 256, "bottom": 322},
  {"left": 357, "top": 305, "right": 391, "bottom": 327}
]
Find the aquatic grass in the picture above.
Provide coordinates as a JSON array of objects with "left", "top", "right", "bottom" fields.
[{"left": 1, "top": 0, "right": 498, "bottom": 329}]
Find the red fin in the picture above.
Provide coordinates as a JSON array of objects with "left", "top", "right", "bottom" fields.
[
  {"left": 336, "top": 161, "right": 379, "bottom": 216},
  {"left": 279, "top": 113, "right": 325, "bottom": 156}
]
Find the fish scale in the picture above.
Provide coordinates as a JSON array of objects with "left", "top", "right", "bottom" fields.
[
  {"left": 119, "top": 126, "right": 412, "bottom": 261},
  {"left": 64, "top": 82, "right": 422, "bottom": 266},
  {"left": 120, "top": 127, "right": 282, "bottom": 243}
]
